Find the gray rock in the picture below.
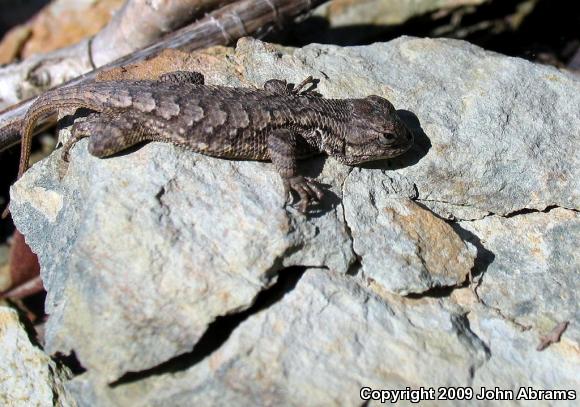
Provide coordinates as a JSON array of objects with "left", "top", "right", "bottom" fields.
[
  {"left": 468, "top": 305, "right": 580, "bottom": 399},
  {"left": 344, "top": 177, "right": 477, "bottom": 294},
  {"left": 0, "top": 306, "right": 75, "bottom": 407},
  {"left": 68, "top": 270, "right": 580, "bottom": 407},
  {"left": 11, "top": 147, "right": 354, "bottom": 382},
  {"left": 8, "top": 36, "right": 580, "bottom": 405},
  {"left": 244, "top": 36, "right": 579, "bottom": 218},
  {"left": 459, "top": 208, "right": 580, "bottom": 342}
]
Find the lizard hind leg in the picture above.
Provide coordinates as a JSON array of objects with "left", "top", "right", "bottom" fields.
[
  {"left": 60, "top": 110, "right": 149, "bottom": 163},
  {"left": 57, "top": 113, "right": 100, "bottom": 178},
  {"left": 85, "top": 112, "right": 150, "bottom": 159},
  {"left": 61, "top": 114, "right": 99, "bottom": 163}
]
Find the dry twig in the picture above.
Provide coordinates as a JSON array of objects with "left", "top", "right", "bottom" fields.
[{"left": 536, "top": 321, "right": 569, "bottom": 351}]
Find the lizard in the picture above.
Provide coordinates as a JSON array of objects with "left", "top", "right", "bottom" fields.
[{"left": 2, "top": 71, "right": 413, "bottom": 216}]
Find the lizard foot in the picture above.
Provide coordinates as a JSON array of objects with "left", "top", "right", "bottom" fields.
[
  {"left": 57, "top": 121, "right": 91, "bottom": 179},
  {"left": 283, "top": 176, "right": 324, "bottom": 213},
  {"left": 263, "top": 76, "right": 321, "bottom": 97}
]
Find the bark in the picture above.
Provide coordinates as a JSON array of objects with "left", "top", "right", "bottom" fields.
[{"left": 90, "top": 0, "right": 238, "bottom": 67}]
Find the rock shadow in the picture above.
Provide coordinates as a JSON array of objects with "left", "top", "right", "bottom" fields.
[
  {"left": 452, "top": 224, "right": 496, "bottom": 288},
  {"left": 110, "top": 266, "right": 308, "bottom": 387}
]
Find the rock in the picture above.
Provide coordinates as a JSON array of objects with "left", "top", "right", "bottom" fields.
[
  {"left": 466, "top": 300, "right": 580, "bottom": 396},
  {"left": 315, "top": 0, "right": 487, "bottom": 27},
  {"left": 0, "top": 306, "right": 75, "bottom": 407},
  {"left": 0, "top": 0, "right": 123, "bottom": 65},
  {"left": 67, "top": 270, "right": 579, "bottom": 406},
  {"left": 291, "top": 0, "right": 488, "bottom": 45},
  {"left": 343, "top": 180, "right": 476, "bottom": 294},
  {"left": 66, "top": 269, "right": 491, "bottom": 406},
  {"left": 11, "top": 149, "right": 354, "bottom": 382},
  {"left": 8, "top": 36, "right": 580, "bottom": 405},
  {"left": 459, "top": 208, "right": 580, "bottom": 341}
]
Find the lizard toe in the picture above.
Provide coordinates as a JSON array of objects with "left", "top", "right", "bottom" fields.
[
  {"left": 303, "top": 177, "right": 324, "bottom": 201},
  {"left": 284, "top": 176, "right": 323, "bottom": 212}
]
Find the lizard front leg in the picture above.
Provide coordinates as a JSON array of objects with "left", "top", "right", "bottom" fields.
[
  {"left": 58, "top": 110, "right": 150, "bottom": 178},
  {"left": 268, "top": 129, "right": 323, "bottom": 213}
]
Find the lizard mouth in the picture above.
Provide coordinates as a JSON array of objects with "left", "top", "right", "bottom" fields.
[
  {"left": 345, "top": 142, "right": 413, "bottom": 165},
  {"left": 344, "top": 126, "right": 415, "bottom": 165}
]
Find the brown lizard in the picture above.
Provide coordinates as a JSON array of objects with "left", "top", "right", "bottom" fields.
[{"left": 3, "top": 71, "right": 413, "bottom": 216}]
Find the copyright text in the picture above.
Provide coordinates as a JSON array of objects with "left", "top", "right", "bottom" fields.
[{"left": 359, "top": 386, "right": 576, "bottom": 403}]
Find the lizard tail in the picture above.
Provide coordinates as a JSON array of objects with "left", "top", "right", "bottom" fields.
[
  {"left": 17, "top": 102, "right": 58, "bottom": 180},
  {"left": 16, "top": 86, "right": 108, "bottom": 180},
  {"left": 2, "top": 98, "right": 59, "bottom": 218},
  {"left": 4, "top": 99, "right": 58, "bottom": 218},
  {"left": 4, "top": 85, "right": 106, "bottom": 218}
]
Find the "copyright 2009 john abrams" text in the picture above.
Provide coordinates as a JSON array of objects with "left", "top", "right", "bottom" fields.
[{"left": 359, "top": 386, "right": 577, "bottom": 403}]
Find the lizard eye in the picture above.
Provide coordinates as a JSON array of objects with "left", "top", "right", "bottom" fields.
[{"left": 382, "top": 133, "right": 396, "bottom": 142}]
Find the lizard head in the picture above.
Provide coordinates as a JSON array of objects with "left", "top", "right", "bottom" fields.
[{"left": 340, "top": 95, "right": 414, "bottom": 165}]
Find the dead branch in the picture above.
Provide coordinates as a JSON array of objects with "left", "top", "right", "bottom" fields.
[{"left": 90, "top": 0, "right": 238, "bottom": 66}]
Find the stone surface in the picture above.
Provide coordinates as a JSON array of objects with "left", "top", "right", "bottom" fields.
[
  {"left": 0, "top": 0, "right": 123, "bottom": 64},
  {"left": 68, "top": 270, "right": 579, "bottom": 407},
  {"left": 291, "top": 0, "right": 487, "bottom": 45},
  {"left": 69, "top": 269, "right": 489, "bottom": 406},
  {"left": 344, "top": 182, "right": 476, "bottom": 294},
  {"left": 12, "top": 149, "right": 354, "bottom": 382},
  {"left": 460, "top": 208, "right": 580, "bottom": 341},
  {"left": 468, "top": 303, "right": 579, "bottom": 397},
  {"left": 315, "top": 0, "right": 486, "bottom": 28},
  {"left": 9, "top": 37, "right": 580, "bottom": 405},
  {"left": 0, "top": 306, "right": 75, "bottom": 407}
]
